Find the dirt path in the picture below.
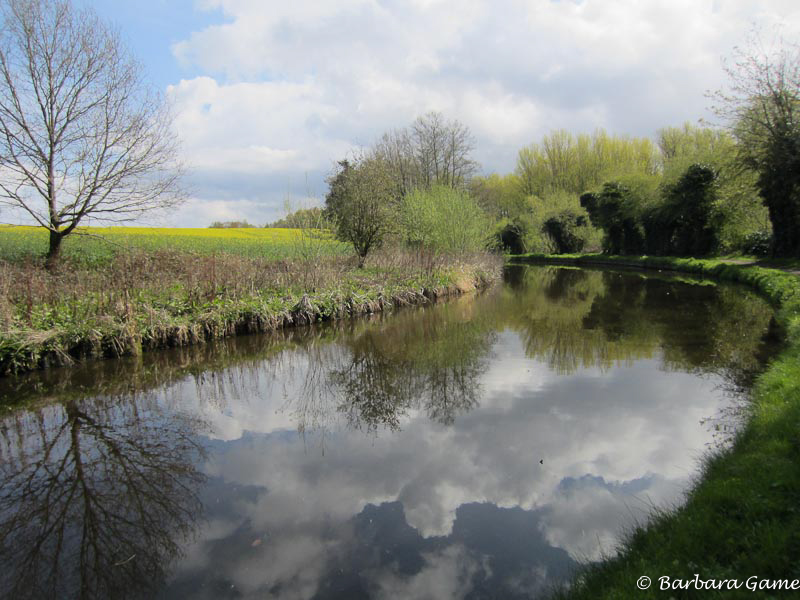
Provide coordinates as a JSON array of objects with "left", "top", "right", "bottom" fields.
[{"left": 717, "top": 258, "right": 800, "bottom": 276}]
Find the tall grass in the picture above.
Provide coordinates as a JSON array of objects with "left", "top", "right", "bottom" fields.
[{"left": 0, "top": 236, "right": 502, "bottom": 375}]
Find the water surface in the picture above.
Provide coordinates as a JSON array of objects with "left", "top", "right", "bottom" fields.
[{"left": 0, "top": 265, "right": 782, "bottom": 599}]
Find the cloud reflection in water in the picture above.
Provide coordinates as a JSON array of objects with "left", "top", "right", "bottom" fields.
[{"left": 0, "top": 266, "right": 782, "bottom": 599}]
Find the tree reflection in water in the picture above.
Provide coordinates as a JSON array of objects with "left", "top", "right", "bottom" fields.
[
  {"left": 287, "top": 298, "right": 496, "bottom": 437},
  {"left": 0, "top": 395, "right": 207, "bottom": 599},
  {"left": 0, "top": 265, "right": 785, "bottom": 598},
  {"left": 505, "top": 265, "right": 779, "bottom": 386},
  {"left": 306, "top": 265, "right": 778, "bottom": 440}
]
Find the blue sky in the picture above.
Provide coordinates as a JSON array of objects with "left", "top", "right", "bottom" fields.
[
  {"left": 77, "top": 0, "right": 222, "bottom": 88},
  {"left": 60, "top": 1, "right": 800, "bottom": 226}
]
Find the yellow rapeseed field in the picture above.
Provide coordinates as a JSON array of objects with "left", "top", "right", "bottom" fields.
[{"left": 0, "top": 225, "right": 350, "bottom": 264}]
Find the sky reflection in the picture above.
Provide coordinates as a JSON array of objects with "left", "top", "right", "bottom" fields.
[{"left": 0, "top": 266, "right": 782, "bottom": 599}]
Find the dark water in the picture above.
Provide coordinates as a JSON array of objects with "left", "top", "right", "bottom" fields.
[{"left": 0, "top": 265, "right": 783, "bottom": 599}]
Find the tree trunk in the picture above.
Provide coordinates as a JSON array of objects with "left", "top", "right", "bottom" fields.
[{"left": 46, "top": 230, "right": 63, "bottom": 269}]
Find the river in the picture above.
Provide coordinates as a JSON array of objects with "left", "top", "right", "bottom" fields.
[{"left": 0, "top": 265, "right": 782, "bottom": 599}]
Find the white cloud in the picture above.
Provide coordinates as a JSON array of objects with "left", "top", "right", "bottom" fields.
[
  {"left": 169, "top": 336, "right": 731, "bottom": 540},
  {"left": 538, "top": 474, "right": 686, "bottom": 561},
  {"left": 162, "top": 0, "right": 800, "bottom": 225}
]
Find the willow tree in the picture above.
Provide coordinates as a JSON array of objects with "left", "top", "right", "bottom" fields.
[
  {"left": 0, "top": 0, "right": 184, "bottom": 267},
  {"left": 515, "top": 129, "right": 659, "bottom": 198}
]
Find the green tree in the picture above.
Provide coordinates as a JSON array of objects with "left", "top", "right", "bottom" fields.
[
  {"left": 657, "top": 123, "right": 768, "bottom": 251},
  {"left": 584, "top": 165, "right": 721, "bottom": 257},
  {"left": 647, "top": 164, "right": 720, "bottom": 256},
  {"left": 266, "top": 207, "right": 330, "bottom": 229},
  {"left": 324, "top": 156, "right": 396, "bottom": 266},
  {"left": 515, "top": 129, "right": 659, "bottom": 198},
  {"left": 714, "top": 38, "right": 800, "bottom": 256},
  {"left": 580, "top": 176, "right": 657, "bottom": 255},
  {"left": 542, "top": 210, "right": 588, "bottom": 254},
  {"left": 469, "top": 173, "right": 528, "bottom": 219}
]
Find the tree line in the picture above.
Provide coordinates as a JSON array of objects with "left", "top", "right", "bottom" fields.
[
  {"left": 1, "top": 0, "right": 797, "bottom": 264},
  {"left": 322, "top": 40, "right": 799, "bottom": 262}
]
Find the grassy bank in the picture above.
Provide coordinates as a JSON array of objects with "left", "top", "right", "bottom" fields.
[
  {"left": 513, "top": 253, "right": 800, "bottom": 599},
  {"left": 0, "top": 243, "right": 501, "bottom": 376}
]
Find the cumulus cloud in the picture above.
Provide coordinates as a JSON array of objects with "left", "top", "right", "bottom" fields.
[
  {"left": 162, "top": 0, "right": 800, "bottom": 225},
  {"left": 538, "top": 473, "right": 686, "bottom": 561}
]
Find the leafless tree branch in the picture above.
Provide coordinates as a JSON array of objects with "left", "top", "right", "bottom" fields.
[{"left": 0, "top": 0, "right": 185, "bottom": 265}]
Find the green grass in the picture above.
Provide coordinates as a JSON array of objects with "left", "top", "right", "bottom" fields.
[{"left": 513, "top": 253, "right": 800, "bottom": 599}]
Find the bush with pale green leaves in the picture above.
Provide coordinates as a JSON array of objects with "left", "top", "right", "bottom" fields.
[{"left": 400, "top": 185, "right": 491, "bottom": 254}]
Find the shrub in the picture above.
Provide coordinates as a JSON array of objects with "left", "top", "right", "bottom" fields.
[
  {"left": 492, "top": 219, "right": 528, "bottom": 254},
  {"left": 401, "top": 185, "right": 490, "bottom": 254},
  {"left": 582, "top": 167, "right": 724, "bottom": 257},
  {"left": 643, "top": 164, "right": 720, "bottom": 256},
  {"left": 580, "top": 183, "right": 646, "bottom": 255},
  {"left": 739, "top": 230, "right": 773, "bottom": 256},
  {"left": 542, "top": 210, "right": 587, "bottom": 254}
]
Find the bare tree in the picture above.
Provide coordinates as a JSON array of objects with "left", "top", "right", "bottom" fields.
[
  {"left": 373, "top": 111, "right": 478, "bottom": 193},
  {"left": 374, "top": 127, "right": 416, "bottom": 199},
  {"left": 0, "top": 0, "right": 184, "bottom": 267},
  {"left": 411, "top": 111, "right": 478, "bottom": 188},
  {"left": 0, "top": 395, "right": 206, "bottom": 599}
]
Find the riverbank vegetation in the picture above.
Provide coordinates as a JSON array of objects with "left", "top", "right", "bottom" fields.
[
  {"left": 512, "top": 254, "right": 800, "bottom": 599},
  {"left": 0, "top": 242, "right": 500, "bottom": 375},
  {"left": 475, "top": 123, "right": 771, "bottom": 258},
  {"left": 0, "top": 111, "right": 501, "bottom": 376},
  {"left": 0, "top": 125, "right": 501, "bottom": 376}
]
